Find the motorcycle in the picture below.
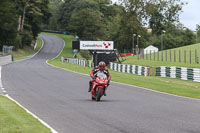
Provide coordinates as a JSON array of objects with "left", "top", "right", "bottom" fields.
[{"left": 91, "top": 71, "right": 109, "bottom": 101}]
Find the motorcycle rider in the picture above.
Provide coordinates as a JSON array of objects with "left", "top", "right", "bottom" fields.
[{"left": 88, "top": 61, "right": 111, "bottom": 96}]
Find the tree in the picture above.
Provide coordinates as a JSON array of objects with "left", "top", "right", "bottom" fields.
[
  {"left": 45, "top": 0, "right": 62, "bottom": 30},
  {"left": 146, "top": 0, "right": 186, "bottom": 35},
  {"left": 68, "top": 8, "right": 106, "bottom": 40},
  {"left": 0, "top": 0, "right": 18, "bottom": 46},
  {"left": 57, "top": 0, "right": 79, "bottom": 30}
]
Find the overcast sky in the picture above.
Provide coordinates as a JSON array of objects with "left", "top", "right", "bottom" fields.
[
  {"left": 180, "top": 0, "right": 200, "bottom": 31},
  {"left": 112, "top": 0, "right": 200, "bottom": 31}
]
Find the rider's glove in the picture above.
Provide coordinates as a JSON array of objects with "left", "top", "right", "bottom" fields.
[{"left": 107, "top": 80, "right": 110, "bottom": 86}]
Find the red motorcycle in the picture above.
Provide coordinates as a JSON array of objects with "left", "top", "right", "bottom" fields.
[{"left": 91, "top": 71, "right": 109, "bottom": 101}]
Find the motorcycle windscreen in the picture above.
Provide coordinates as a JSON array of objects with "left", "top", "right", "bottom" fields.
[{"left": 96, "top": 71, "right": 107, "bottom": 80}]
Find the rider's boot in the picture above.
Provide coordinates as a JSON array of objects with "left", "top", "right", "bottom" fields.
[
  {"left": 88, "top": 81, "right": 92, "bottom": 92},
  {"left": 104, "top": 83, "right": 109, "bottom": 96},
  {"left": 104, "top": 88, "right": 107, "bottom": 96}
]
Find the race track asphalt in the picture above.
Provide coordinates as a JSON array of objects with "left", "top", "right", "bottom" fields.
[{"left": 2, "top": 34, "right": 200, "bottom": 133}]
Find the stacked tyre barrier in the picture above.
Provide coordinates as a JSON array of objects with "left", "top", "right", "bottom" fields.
[
  {"left": 156, "top": 66, "right": 200, "bottom": 82},
  {"left": 61, "top": 57, "right": 86, "bottom": 67},
  {"left": 110, "top": 62, "right": 150, "bottom": 76}
]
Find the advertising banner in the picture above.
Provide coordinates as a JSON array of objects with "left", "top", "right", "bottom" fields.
[{"left": 80, "top": 41, "right": 114, "bottom": 50}]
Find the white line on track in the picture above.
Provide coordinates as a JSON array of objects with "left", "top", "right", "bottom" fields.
[{"left": 0, "top": 37, "right": 59, "bottom": 133}]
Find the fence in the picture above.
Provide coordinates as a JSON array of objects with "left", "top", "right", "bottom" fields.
[
  {"left": 156, "top": 66, "right": 200, "bottom": 82},
  {"left": 61, "top": 57, "right": 86, "bottom": 67},
  {"left": 2, "top": 45, "right": 14, "bottom": 56},
  {"left": 89, "top": 61, "right": 94, "bottom": 68},
  {"left": 110, "top": 62, "right": 150, "bottom": 76},
  {"left": 136, "top": 49, "right": 200, "bottom": 64}
]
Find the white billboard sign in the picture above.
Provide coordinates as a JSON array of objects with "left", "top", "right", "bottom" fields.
[{"left": 80, "top": 41, "right": 114, "bottom": 50}]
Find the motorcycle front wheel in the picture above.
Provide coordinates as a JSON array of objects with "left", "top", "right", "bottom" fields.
[{"left": 96, "top": 88, "right": 103, "bottom": 102}]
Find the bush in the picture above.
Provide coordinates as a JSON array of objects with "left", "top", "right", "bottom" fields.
[
  {"left": 21, "top": 30, "right": 33, "bottom": 48},
  {"left": 79, "top": 50, "right": 91, "bottom": 60},
  {"left": 14, "top": 34, "right": 22, "bottom": 50}
]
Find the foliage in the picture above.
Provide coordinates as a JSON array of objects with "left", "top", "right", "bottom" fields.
[
  {"left": 47, "top": 33, "right": 200, "bottom": 99},
  {"left": 79, "top": 50, "right": 91, "bottom": 60},
  {"left": 20, "top": 30, "right": 34, "bottom": 48},
  {"left": 43, "top": 0, "right": 62, "bottom": 30},
  {"left": 145, "top": 0, "right": 186, "bottom": 35},
  {"left": 68, "top": 9, "right": 106, "bottom": 40},
  {"left": 0, "top": 0, "right": 196, "bottom": 52},
  {"left": 45, "top": 0, "right": 194, "bottom": 52},
  {"left": 0, "top": 0, "right": 51, "bottom": 50},
  {"left": 0, "top": 0, "right": 18, "bottom": 46}
]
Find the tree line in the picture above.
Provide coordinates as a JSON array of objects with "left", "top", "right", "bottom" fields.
[
  {"left": 0, "top": 0, "right": 199, "bottom": 51},
  {"left": 45, "top": 0, "right": 198, "bottom": 51},
  {"left": 0, "top": 0, "right": 50, "bottom": 50}
]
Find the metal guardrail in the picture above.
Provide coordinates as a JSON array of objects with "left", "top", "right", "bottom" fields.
[
  {"left": 2, "top": 45, "right": 13, "bottom": 56},
  {"left": 61, "top": 57, "right": 86, "bottom": 67}
]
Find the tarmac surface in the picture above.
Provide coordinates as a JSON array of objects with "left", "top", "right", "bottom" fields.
[{"left": 2, "top": 34, "right": 200, "bottom": 133}]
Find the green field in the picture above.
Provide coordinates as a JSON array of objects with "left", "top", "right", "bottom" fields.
[
  {"left": 44, "top": 32, "right": 200, "bottom": 99},
  {"left": 123, "top": 43, "right": 200, "bottom": 68},
  {"left": 0, "top": 95, "right": 51, "bottom": 133}
]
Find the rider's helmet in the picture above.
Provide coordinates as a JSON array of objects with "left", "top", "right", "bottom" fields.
[{"left": 98, "top": 61, "right": 106, "bottom": 71}]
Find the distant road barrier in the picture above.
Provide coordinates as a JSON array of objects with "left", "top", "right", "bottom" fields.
[
  {"left": 110, "top": 62, "right": 150, "bottom": 76},
  {"left": 61, "top": 57, "right": 86, "bottom": 67},
  {"left": 156, "top": 66, "right": 200, "bottom": 82},
  {"left": 0, "top": 55, "right": 12, "bottom": 66}
]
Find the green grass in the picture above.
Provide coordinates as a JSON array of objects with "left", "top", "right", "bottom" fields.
[
  {"left": 13, "top": 37, "right": 43, "bottom": 61},
  {"left": 0, "top": 37, "right": 50, "bottom": 132},
  {"left": 0, "top": 95, "right": 51, "bottom": 133},
  {"left": 48, "top": 60, "right": 200, "bottom": 99},
  {"left": 41, "top": 32, "right": 75, "bottom": 57},
  {"left": 44, "top": 32, "right": 200, "bottom": 99},
  {"left": 123, "top": 43, "right": 200, "bottom": 68}
]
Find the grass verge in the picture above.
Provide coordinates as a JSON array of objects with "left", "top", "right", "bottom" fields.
[
  {"left": 0, "top": 95, "right": 51, "bottom": 133},
  {"left": 13, "top": 37, "right": 43, "bottom": 61},
  {"left": 44, "top": 32, "right": 200, "bottom": 99},
  {"left": 0, "top": 37, "right": 50, "bottom": 132},
  {"left": 122, "top": 43, "right": 200, "bottom": 68}
]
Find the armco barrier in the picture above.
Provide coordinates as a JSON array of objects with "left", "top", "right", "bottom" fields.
[
  {"left": 0, "top": 55, "right": 12, "bottom": 66},
  {"left": 61, "top": 57, "right": 85, "bottom": 67},
  {"left": 156, "top": 66, "right": 200, "bottom": 82},
  {"left": 110, "top": 62, "right": 150, "bottom": 76}
]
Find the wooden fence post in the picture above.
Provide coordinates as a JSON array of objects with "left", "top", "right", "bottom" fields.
[
  {"left": 184, "top": 50, "right": 186, "bottom": 63},
  {"left": 150, "top": 50, "right": 151, "bottom": 60},
  {"left": 174, "top": 50, "right": 176, "bottom": 62},
  {"left": 190, "top": 50, "right": 192, "bottom": 64},
  {"left": 170, "top": 50, "right": 171, "bottom": 62}
]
